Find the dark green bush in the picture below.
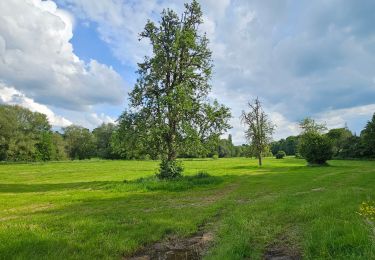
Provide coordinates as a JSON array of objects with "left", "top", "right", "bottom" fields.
[
  {"left": 275, "top": 150, "right": 286, "bottom": 159},
  {"left": 156, "top": 159, "right": 183, "bottom": 179},
  {"left": 298, "top": 132, "right": 333, "bottom": 165}
]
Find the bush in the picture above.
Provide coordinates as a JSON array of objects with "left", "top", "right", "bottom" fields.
[
  {"left": 275, "top": 150, "right": 286, "bottom": 159},
  {"left": 298, "top": 132, "right": 333, "bottom": 165},
  {"left": 212, "top": 153, "right": 219, "bottom": 160},
  {"left": 156, "top": 159, "right": 183, "bottom": 179}
]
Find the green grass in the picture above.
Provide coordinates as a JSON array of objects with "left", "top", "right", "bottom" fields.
[{"left": 0, "top": 158, "right": 374, "bottom": 259}]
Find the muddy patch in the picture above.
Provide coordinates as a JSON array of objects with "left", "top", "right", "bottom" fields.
[
  {"left": 126, "top": 231, "right": 214, "bottom": 260},
  {"left": 125, "top": 183, "right": 238, "bottom": 260},
  {"left": 263, "top": 234, "right": 302, "bottom": 260}
]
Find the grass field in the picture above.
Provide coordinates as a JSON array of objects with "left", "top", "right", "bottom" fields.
[{"left": 0, "top": 158, "right": 374, "bottom": 259}]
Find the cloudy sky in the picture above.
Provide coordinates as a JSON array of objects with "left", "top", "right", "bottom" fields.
[{"left": 1, "top": 0, "right": 375, "bottom": 144}]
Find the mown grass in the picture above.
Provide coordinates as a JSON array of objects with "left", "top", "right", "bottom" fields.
[{"left": 0, "top": 158, "right": 374, "bottom": 259}]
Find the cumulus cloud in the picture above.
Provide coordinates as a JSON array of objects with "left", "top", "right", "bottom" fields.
[
  {"left": 0, "top": 82, "right": 72, "bottom": 127},
  {"left": 0, "top": 0, "right": 125, "bottom": 111}
]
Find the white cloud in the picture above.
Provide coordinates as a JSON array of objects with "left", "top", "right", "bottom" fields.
[
  {"left": 0, "top": 82, "right": 72, "bottom": 127},
  {"left": 316, "top": 104, "right": 375, "bottom": 131},
  {"left": 0, "top": 0, "right": 125, "bottom": 111}
]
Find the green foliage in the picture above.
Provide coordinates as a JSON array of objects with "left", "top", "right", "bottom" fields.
[
  {"left": 360, "top": 113, "right": 375, "bottom": 157},
  {"left": 326, "top": 127, "right": 353, "bottom": 157},
  {"left": 93, "top": 123, "right": 117, "bottom": 159},
  {"left": 111, "top": 111, "right": 153, "bottom": 159},
  {"left": 63, "top": 125, "right": 96, "bottom": 160},
  {"left": 298, "top": 131, "right": 333, "bottom": 165},
  {"left": 212, "top": 153, "right": 219, "bottom": 160},
  {"left": 271, "top": 136, "right": 299, "bottom": 156},
  {"left": 51, "top": 132, "right": 68, "bottom": 160},
  {"left": 241, "top": 98, "right": 275, "bottom": 166},
  {"left": 218, "top": 134, "right": 235, "bottom": 158},
  {"left": 119, "top": 1, "right": 230, "bottom": 177},
  {"left": 35, "top": 132, "right": 54, "bottom": 161},
  {"left": 0, "top": 105, "right": 52, "bottom": 161},
  {"left": 157, "top": 159, "right": 184, "bottom": 179},
  {"left": 275, "top": 150, "right": 286, "bottom": 159},
  {"left": 299, "top": 117, "right": 327, "bottom": 134}
]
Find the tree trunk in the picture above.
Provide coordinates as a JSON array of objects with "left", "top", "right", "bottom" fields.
[{"left": 258, "top": 153, "right": 262, "bottom": 166}]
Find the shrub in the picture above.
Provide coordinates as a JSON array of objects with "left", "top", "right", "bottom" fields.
[
  {"left": 212, "top": 153, "right": 219, "bottom": 160},
  {"left": 156, "top": 159, "right": 183, "bottom": 179},
  {"left": 275, "top": 150, "right": 286, "bottom": 159},
  {"left": 298, "top": 132, "right": 333, "bottom": 165}
]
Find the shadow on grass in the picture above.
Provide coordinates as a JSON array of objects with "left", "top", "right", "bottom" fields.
[
  {"left": 0, "top": 173, "right": 224, "bottom": 193},
  {"left": 123, "top": 172, "right": 224, "bottom": 192},
  {"left": 0, "top": 181, "right": 119, "bottom": 193}
]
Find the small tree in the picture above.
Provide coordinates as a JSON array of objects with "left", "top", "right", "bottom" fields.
[
  {"left": 298, "top": 132, "right": 333, "bottom": 165},
  {"left": 241, "top": 98, "right": 275, "bottom": 166},
  {"left": 298, "top": 118, "right": 333, "bottom": 165}
]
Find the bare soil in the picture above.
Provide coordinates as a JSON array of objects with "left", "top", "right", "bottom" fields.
[
  {"left": 263, "top": 234, "right": 302, "bottom": 260},
  {"left": 126, "top": 231, "right": 214, "bottom": 260}
]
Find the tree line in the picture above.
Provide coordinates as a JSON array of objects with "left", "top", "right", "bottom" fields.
[
  {"left": 270, "top": 115, "right": 375, "bottom": 161},
  {"left": 4, "top": 102, "right": 374, "bottom": 163}
]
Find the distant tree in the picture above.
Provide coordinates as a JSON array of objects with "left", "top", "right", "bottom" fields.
[
  {"left": 284, "top": 136, "right": 299, "bottom": 155},
  {"left": 326, "top": 127, "right": 353, "bottom": 157},
  {"left": 339, "top": 134, "right": 364, "bottom": 158},
  {"left": 111, "top": 111, "right": 150, "bottom": 160},
  {"left": 241, "top": 98, "right": 275, "bottom": 166},
  {"left": 51, "top": 132, "right": 68, "bottom": 160},
  {"left": 360, "top": 113, "right": 375, "bottom": 157},
  {"left": 0, "top": 105, "right": 17, "bottom": 160},
  {"left": 0, "top": 105, "right": 51, "bottom": 161},
  {"left": 122, "top": 1, "right": 231, "bottom": 178},
  {"left": 35, "top": 131, "right": 54, "bottom": 161},
  {"left": 93, "top": 123, "right": 117, "bottom": 159},
  {"left": 217, "top": 134, "right": 235, "bottom": 158},
  {"left": 298, "top": 118, "right": 333, "bottom": 165},
  {"left": 63, "top": 125, "right": 95, "bottom": 160}
]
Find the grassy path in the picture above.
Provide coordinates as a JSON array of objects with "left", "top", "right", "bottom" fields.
[{"left": 0, "top": 158, "right": 374, "bottom": 259}]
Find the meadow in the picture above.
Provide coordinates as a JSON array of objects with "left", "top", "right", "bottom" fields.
[{"left": 0, "top": 158, "right": 374, "bottom": 259}]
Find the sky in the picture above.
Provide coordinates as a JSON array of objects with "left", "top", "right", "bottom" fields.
[{"left": 1, "top": 0, "right": 375, "bottom": 144}]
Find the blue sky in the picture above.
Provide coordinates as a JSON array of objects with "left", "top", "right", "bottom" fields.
[{"left": 1, "top": 0, "right": 375, "bottom": 144}]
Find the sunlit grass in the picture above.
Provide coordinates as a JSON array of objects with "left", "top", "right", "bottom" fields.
[{"left": 0, "top": 158, "right": 374, "bottom": 259}]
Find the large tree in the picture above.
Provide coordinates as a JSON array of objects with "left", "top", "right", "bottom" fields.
[
  {"left": 122, "top": 1, "right": 231, "bottom": 178},
  {"left": 241, "top": 98, "right": 275, "bottom": 166}
]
